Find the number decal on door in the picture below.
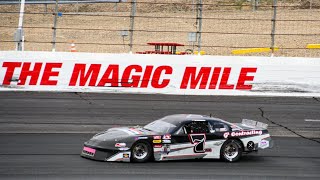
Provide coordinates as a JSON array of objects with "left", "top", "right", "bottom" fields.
[{"left": 189, "top": 134, "right": 206, "bottom": 153}]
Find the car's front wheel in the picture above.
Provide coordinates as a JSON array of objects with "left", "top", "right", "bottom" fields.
[
  {"left": 131, "top": 141, "right": 152, "bottom": 163},
  {"left": 220, "top": 139, "right": 243, "bottom": 162}
]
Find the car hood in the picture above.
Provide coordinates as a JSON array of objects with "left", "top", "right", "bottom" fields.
[
  {"left": 95, "top": 126, "right": 156, "bottom": 139},
  {"left": 84, "top": 126, "right": 156, "bottom": 150}
]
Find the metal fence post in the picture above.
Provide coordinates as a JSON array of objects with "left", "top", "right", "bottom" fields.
[
  {"left": 252, "top": 0, "right": 255, "bottom": 11},
  {"left": 16, "top": 0, "right": 25, "bottom": 51},
  {"left": 129, "top": 0, "right": 136, "bottom": 54},
  {"left": 192, "top": 0, "right": 195, "bottom": 12},
  {"left": 52, "top": 0, "right": 59, "bottom": 52},
  {"left": 252, "top": 0, "right": 259, "bottom": 11},
  {"left": 76, "top": 0, "right": 79, "bottom": 13},
  {"left": 270, "top": 0, "right": 277, "bottom": 56},
  {"left": 196, "top": 0, "right": 203, "bottom": 55}
]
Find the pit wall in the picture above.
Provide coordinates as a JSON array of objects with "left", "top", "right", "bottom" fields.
[{"left": 0, "top": 51, "right": 319, "bottom": 97}]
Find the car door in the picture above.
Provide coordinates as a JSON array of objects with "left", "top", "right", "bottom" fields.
[
  {"left": 202, "top": 120, "right": 231, "bottom": 158},
  {"left": 166, "top": 120, "right": 212, "bottom": 160}
]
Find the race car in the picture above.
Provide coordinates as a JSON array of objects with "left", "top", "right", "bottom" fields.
[{"left": 81, "top": 114, "right": 273, "bottom": 162}]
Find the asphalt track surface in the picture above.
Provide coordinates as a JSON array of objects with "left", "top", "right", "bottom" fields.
[{"left": 0, "top": 92, "right": 320, "bottom": 179}]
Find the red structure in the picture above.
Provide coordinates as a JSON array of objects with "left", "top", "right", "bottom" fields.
[{"left": 136, "top": 42, "right": 189, "bottom": 55}]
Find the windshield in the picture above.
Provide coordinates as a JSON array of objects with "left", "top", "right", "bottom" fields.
[{"left": 144, "top": 119, "right": 177, "bottom": 134}]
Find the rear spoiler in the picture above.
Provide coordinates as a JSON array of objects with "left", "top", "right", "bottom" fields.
[{"left": 241, "top": 119, "right": 268, "bottom": 129}]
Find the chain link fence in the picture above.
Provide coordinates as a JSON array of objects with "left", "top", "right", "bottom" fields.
[{"left": 0, "top": 0, "right": 319, "bottom": 57}]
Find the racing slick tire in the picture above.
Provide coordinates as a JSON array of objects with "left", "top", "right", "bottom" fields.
[
  {"left": 131, "top": 141, "right": 152, "bottom": 163},
  {"left": 220, "top": 139, "right": 243, "bottom": 162}
]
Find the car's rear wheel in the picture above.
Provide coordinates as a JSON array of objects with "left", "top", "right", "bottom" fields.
[
  {"left": 220, "top": 139, "right": 243, "bottom": 162},
  {"left": 131, "top": 141, "right": 152, "bottom": 163}
]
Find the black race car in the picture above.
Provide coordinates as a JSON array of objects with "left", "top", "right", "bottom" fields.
[{"left": 81, "top": 114, "right": 272, "bottom": 162}]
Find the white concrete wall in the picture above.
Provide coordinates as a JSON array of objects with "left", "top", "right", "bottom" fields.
[{"left": 1, "top": 51, "right": 320, "bottom": 97}]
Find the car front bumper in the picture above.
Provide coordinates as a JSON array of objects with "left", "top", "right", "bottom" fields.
[{"left": 80, "top": 145, "right": 131, "bottom": 162}]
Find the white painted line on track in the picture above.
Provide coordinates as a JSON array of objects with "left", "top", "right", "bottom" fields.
[{"left": 304, "top": 119, "right": 320, "bottom": 122}]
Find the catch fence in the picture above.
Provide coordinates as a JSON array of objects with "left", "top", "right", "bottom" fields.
[{"left": 0, "top": 0, "right": 319, "bottom": 57}]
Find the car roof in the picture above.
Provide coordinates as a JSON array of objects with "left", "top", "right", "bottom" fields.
[{"left": 160, "top": 114, "right": 226, "bottom": 126}]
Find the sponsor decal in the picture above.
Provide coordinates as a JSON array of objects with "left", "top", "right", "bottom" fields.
[
  {"left": 1, "top": 62, "right": 62, "bottom": 86},
  {"left": 163, "top": 134, "right": 171, "bottom": 140},
  {"left": 180, "top": 67, "right": 257, "bottom": 90},
  {"left": 162, "top": 139, "right": 171, "bottom": 144},
  {"left": 123, "top": 153, "right": 130, "bottom": 158},
  {"left": 153, "top": 139, "right": 162, "bottom": 143},
  {"left": 189, "top": 134, "right": 206, "bottom": 153},
  {"left": 119, "top": 147, "right": 130, "bottom": 151},
  {"left": 154, "top": 144, "right": 162, "bottom": 148},
  {"left": 223, "top": 133, "right": 229, "bottom": 138},
  {"left": 259, "top": 140, "right": 269, "bottom": 149},
  {"left": 82, "top": 147, "right": 96, "bottom": 157},
  {"left": 1, "top": 62, "right": 257, "bottom": 90},
  {"left": 83, "top": 147, "right": 96, "bottom": 154},
  {"left": 223, "top": 130, "right": 262, "bottom": 138},
  {"left": 69, "top": 64, "right": 172, "bottom": 88},
  {"left": 135, "top": 136, "right": 148, "bottom": 140},
  {"left": 247, "top": 141, "right": 255, "bottom": 150},
  {"left": 128, "top": 128, "right": 142, "bottom": 135},
  {"left": 153, "top": 135, "right": 161, "bottom": 139},
  {"left": 115, "top": 143, "right": 126, "bottom": 148},
  {"left": 161, "top": 144, "right": 170, "bottom": 154}
]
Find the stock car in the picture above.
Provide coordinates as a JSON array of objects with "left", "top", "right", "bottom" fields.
[{"left": 81, "top": 114, "right": 273, "bottom": 162}]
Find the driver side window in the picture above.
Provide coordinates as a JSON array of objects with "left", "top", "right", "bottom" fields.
[{"left": 176, "top": 121, "right": 210, "bottom": 134}]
